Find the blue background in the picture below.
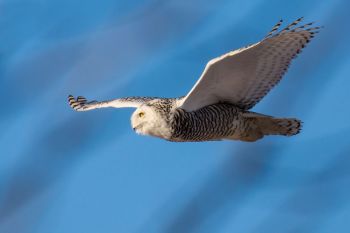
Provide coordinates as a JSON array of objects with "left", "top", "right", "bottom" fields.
[{"left": 1, "top": 0, "right": 350, "bottom": 232}]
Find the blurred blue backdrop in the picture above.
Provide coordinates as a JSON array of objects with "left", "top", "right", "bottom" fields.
[{"left": 1, "top": 0, "right": 350, "bottom": 232}]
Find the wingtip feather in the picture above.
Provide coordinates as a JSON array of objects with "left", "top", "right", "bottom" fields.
[{"left": 68, "top": 95, "right": 86, "bottom": 111}]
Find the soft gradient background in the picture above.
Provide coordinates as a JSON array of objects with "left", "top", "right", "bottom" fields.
[{"left": 1, "top": 0, "right": 350, "bottom": 232}]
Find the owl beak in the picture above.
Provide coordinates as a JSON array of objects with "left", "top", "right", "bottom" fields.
[
  {"left": 133, "top": 125, "right": 141, "bottom": 131},
  {"left": 133, "top": 124, "right": 144, "bottom": 134}
]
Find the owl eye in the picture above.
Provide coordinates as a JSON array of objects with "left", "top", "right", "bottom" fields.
[{"left": 138, "top": 112, "right": 145, "bottom": 118}]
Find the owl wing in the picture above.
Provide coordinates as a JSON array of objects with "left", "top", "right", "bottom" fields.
[
  {"left": 68, "top": 95, "right": 155, "bottom": 111},
  {"left": 179, "top": 18, "right": 321, "bottom": 112}
]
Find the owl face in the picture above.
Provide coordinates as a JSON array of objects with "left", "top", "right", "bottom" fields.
[{"left": 131, "top": 105, "right": 171, "bottom": 139}]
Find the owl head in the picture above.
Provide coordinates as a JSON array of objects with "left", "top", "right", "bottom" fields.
[{"left": 131, "top": 103, "right": 172, "bottom": 139}]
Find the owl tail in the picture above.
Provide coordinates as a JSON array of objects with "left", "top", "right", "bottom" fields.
[{"left": 256, "top": 116, "right": 302, "bottom": 136}]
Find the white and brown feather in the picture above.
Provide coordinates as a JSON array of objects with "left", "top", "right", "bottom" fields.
[
  {"left": 238, "top": 20, "right": 321, "bottom": 109},
  {"left": 179, "top": 18, "right": 321, "bottom": 111}
]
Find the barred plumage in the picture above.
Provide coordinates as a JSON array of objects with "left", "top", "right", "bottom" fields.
[
  {"left": 264, "top": 19, "right": 283, "bottom": 38},
  {"left": 68, "top": 18, "right": 319, "bottom": 142},
  {"left": 170, "top": 104, "right": 241, "bottom": 141}
]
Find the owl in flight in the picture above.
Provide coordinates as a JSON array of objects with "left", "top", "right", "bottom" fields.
[{"left": 68, "top": 18, "right": 320, "bottom": 142}]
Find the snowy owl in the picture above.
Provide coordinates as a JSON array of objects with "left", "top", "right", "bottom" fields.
[{"left": 68, "top": 18, "right": 320, "bottom": 142}]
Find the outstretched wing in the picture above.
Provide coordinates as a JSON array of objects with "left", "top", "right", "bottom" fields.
[
  {"left": 68, "top": 95, "right": 155, "bottom": 111},
  {"left": 179, "top": 18, "right": 321, "bottom": 112}
]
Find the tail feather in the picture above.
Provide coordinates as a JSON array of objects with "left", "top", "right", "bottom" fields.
[{"left": 256, "top": 117, "right": 302, "bottom": 136}]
